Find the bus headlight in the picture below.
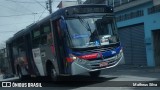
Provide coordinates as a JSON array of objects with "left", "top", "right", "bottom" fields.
[
  {"left": 72, "top": 56, "right": 77, "bottom": 60},
  {"left": 66, "top": 54, "right": 78, "bottom": 62},
  {"left": 69, "top": 54, "right": 77, "bottom": 60},
  {"left": 68, "top": 54, "right": 88, "bottom": 64}
]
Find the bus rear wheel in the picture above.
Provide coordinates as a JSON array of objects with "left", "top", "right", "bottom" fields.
[
  {"left": 17, "top": 66, "right": 24, "bottom": 80},
  {"left": 89, "top": 70, "right": 101, "bottom": 77}
]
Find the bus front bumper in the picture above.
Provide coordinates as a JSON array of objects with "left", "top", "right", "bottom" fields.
[{"left": 71, "top": 51, "right": 124, "bottom": 75}]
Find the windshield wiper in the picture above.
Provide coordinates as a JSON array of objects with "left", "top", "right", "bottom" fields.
[
  {"left": 78, "top": 16, "right": 92, "bottom": 33},
  {"left": 77, "top": 16, "right": 102, "bottom": 47}
]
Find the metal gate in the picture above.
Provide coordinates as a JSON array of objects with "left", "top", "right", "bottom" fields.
[
  {"left": 152, "top": 30, "right": 160, "bottom": 66},
  {"left": 118, "top": 24, "right": 147, "bottom": 65}
]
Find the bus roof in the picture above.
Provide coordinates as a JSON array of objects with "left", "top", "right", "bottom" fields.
[{"left": 6, "top": 4, "right": 113, "bottom": 44}]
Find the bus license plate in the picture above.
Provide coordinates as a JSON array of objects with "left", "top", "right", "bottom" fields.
[{"left": 100, "top": 62, "right": 108, "bottom": 67}]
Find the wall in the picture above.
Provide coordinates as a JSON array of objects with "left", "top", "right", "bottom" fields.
[
  {"left": 153, "top": 0, "right": 160, "bottom": 6},
  {"left": 115, "top": 2, "right": 160, "bottom": 66}
]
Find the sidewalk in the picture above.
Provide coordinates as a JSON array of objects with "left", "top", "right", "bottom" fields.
[{"left": 115, "top": 64, "right": 160, "bottom": 72}]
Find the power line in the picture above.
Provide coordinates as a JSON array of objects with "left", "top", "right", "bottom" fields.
[
  {"left": 5, "top": 0, "right": 35, "bottom": 13},
  {"left": 0, "top": 21, "right": 33, "bottom": 26},
  {"left": 34, "top": 0, "right": 48, "bottom": 10},
  {"left": 37, "top": 9, "right": 47, "bottom": 21},
  {"left": 6, "top": 0, "right": 63, "bottom": 4},
  {"left": 0, "top": 31, "right": 17, "bottom": 33},
  {"left": 5, "top": 0, "right": 45, "bottom": 4},
  {"left": 0, "top": 4, "right": 26, "bottom": 14},
  {"left": 0, "top": 13, "right": 36, "bottom": 17},
  {"left": 0, "top": 12, "right": 48, "bottom": 18}
]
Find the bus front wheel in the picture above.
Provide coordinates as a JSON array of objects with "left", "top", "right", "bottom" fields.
[
  {"left": 47, "top": 65, "right": 58, "bottom": 81},
  {"left": 89, "top": 70, "right": 101, "bottom": 77}
]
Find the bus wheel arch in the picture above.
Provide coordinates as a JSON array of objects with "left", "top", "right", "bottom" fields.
[{"left": 46, "top": 60, "right": 58, "bottom": 81}]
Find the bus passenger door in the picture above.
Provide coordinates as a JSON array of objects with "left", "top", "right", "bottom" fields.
[
  {"left": 52, "top": 19, "right": 67, "bottom": 74},
  {"left": 25, "top": 34, "right": 35, "bottom": 75}
]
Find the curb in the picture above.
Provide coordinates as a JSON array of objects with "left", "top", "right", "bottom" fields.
[{"left": 108, "top": 64, "right": 160, "bottom": 73}]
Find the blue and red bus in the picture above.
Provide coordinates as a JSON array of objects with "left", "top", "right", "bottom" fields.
[{"left": 6, "top": 5, "right": 123, "bottom": 81}]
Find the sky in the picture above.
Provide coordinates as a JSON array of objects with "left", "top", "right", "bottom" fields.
[{"left": 0, "top": 0, "right": 85, "bottom": 48}]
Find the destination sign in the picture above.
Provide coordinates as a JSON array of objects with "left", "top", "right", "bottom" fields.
[
  {"left": 66, "top": 6, "right": 113, "bottom": 15},
  {"left": 75, "top": 7, "right": 109, "bottom": 14}
]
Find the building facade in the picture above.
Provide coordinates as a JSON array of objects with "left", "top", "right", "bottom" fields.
[
  {"left": 84, "top": 0, "right": 160, "bottom": 67},
  {"left": 0, "top": 48, "right": 10, "bottom": 73},
  {"left": 57, "top": 0, "right": 85, "bottom": 8},
  {"left": 57, "top": 1, "right": 78, "bottom": 8}
]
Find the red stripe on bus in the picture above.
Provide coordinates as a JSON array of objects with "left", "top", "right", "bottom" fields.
[
  {"left": 79, "top": 53, "right": 98, "bottom": 60},
  {"left": 66, "top": 57, "right": 73, "bottom": 62},
  {"left": 50, "top": 45, "right": 55, "bottom": 54}
]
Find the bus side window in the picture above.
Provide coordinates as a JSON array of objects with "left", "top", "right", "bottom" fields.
[
  {"left": 18, "top": 44, "right": 25, "bottom": 55},
  {"left": 12, "top": 45, "right": 18, "bottom": 59},
  {"left": 41, "top": 24, "right": 51, "bottom": 45},
  {"left": 32, "top": 29, "right": 41, "bottom": 48},
  {"left": 16, "top": 37, "right": 25, "bottom": 56}
]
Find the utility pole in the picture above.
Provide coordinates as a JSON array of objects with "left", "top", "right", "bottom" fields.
[{"left": 46, "top": 0, "right": 53, "bottom": 14}]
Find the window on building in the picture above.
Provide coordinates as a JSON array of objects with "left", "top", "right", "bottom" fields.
[
  {"left": 121, "top": 0, "right": 128, "bottom": 4},
  {"left": 108, "top": 0, "right": 114, "bottom": 6},
  {"left": 148, "top": 4, "right": 160, "bottom": 14},
  {"left": 114, "top": 0, "right": 121, "bottom": 7},
  {"left": 107, "top": 0, "right": 138, "bottom": 7},
  {"left": 116, "top": 10, "right": 144, "bottom": 22}
]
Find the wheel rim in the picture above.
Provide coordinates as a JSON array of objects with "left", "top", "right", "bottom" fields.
[
  {"left": 50, "top": 69, "right": 57, "bottom": 81},
  {"left": 18, "top": 68, "right": 22, "bottom": 79}
]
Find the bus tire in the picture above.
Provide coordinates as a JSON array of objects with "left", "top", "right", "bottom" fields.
[
  {"left": 17, "top": 66, "right": 24, "bottom": 80},
  {"left": 47, "top": 64, "right": 58, "bottom": 82},
  {"left": 89, "top": 70, "right": 101, "bottom": 77}
]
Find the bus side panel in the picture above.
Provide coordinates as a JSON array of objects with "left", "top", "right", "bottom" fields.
[
  {"left": 39, "top": 45, "right": 58, "bottom": 76},
  {"left": 30, "top": 21, "right": 61, "bottom": 76},
  {"left": 6, "top": 44, "right": 16, "bottom": 74}
]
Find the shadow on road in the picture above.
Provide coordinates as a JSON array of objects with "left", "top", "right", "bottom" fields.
[{"left": 17, "top": 75, "right": 117, "bottom": 88}]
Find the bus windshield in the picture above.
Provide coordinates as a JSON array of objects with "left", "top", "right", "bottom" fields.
[{"left": 66, "top": 15, "right": 119, "bottom": 48}]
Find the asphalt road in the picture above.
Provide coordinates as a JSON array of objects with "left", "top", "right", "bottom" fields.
[{"left": 1, "top": 65, "right": 160, "bottom": 90}]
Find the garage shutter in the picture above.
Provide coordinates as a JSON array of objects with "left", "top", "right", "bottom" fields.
[{"left": 118, "top": 24, "right": 147, "bottom": 65}]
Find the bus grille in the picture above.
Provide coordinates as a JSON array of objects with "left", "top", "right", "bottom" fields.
[
  {"left": 90, "top": 60, "right": 117, "bottom": 69},
  {"left": 80, "top": 47, "right": 116, "bottom": 53}
]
